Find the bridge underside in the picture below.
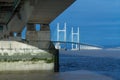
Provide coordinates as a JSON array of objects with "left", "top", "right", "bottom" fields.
[
  {"left": 0, "top": 0, "right": 74, "bottom": 48},
  {"left": 0, "top": 0, "right": 75, "bottom": 71}
]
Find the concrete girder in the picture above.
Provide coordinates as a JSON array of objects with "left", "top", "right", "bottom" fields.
[
  {"left": 7, "top": 1, "right": 33, "bottom": 33},
  {"left": 1, "top": 0, "right": 75, "bottom": 33},
  {"left": 28, "top": 0, "right": 75, "bottom": 24}
]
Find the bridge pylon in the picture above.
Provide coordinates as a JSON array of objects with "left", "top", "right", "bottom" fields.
[
  {"left": 55, "top": 22, "right": 66, "bottom": 49},
  {"left": 71, "top": 27, "right": 80, "bottom": 50}
]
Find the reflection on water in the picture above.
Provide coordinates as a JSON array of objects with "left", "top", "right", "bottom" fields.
[
  {"left": 0, "top": 71, "right": 55, "bottom": 80},
  {"left": 0, "top": 70, "right": 114, "bottom": 80}
]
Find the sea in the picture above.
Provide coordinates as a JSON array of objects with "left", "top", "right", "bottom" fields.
[{"left": 0, "top": 49, "right": 120, "bottom": 80}]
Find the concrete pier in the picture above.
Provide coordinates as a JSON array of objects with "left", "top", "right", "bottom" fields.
[{"left": 26, "top": 23, "right": 51, "bottom": 49}]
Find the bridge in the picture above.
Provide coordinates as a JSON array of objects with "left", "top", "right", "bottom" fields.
[
  {"left": 53, "top": 41, "right": 103, "bottom": 50},
  {"left": 0, "top": 0, "right": 75, "bottom": 72}
]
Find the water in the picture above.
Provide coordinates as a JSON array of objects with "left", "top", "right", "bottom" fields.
[
  {"left": 59, "top": 50, "right": 120, "bottom": 80},
  {"left": 0, "top": 50, "right": 120, "bottom": 80}
]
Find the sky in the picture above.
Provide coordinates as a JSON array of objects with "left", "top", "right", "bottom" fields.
[
  {"left": 50, "top": 0, "right": 120, "bottom": 48},
  {"left": 22, "top": 0, "right": 120, "bottom": 48}
]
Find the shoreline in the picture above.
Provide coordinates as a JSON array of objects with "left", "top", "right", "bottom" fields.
[{"left": 0, "top": 61, "right": 54, "bottom": 71}]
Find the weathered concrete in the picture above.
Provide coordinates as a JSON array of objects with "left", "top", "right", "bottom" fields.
[
  {"left": 27, "top": 23, "right": 51, "bottom": 49},
  {"left": 0, "top": 41, "right": 48, "bottom": 52},
  {"left": 0, "top": 25, "right": 8, "bottom": 39},
  {"left": 0, "top": 61, "right": 54, "bottom": 71},
  {"left": 0, "top": 41, "right": 54, "bottom": 71},
  {"left": 0, "top": 0, "right": 75, "bottom": 33}
]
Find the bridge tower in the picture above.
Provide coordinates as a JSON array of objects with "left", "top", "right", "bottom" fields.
[
  {"left": 55, "top": 23, "right": 66, "bottom": 49},
  {"left": 71, "top": 27, "right": 80, "bottom": 50}
]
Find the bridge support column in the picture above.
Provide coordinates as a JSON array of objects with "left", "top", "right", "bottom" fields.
[
  {"left": 0, "top": 24, "right": 8, "bottom": 39},
  {"left": 26, "top": 23, "right": 59, "bottom": 72},
  {"left": 38, "top": 24, "right": 51, "bottom": 49},
  {"left": 26, "top": 23, "right": 53, "bottom": 49},
  {"left": 9, "top": 32, "right": 15, "bottom": 40}
]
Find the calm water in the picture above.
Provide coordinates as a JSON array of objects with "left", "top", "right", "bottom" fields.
[
  {"left": 0, "top": 50, "right": 120, "bottom": 80},
  {"left": 59, "top": 50, "right": 120, "bottom": 80}
]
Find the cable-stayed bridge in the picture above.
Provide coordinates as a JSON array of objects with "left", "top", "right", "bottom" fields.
[
  {"left": 53, "top": 41, "right": 103, "bottom": 50},
  {"left": 55, "top": 22, "right": 102, "bottom": 50}
]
